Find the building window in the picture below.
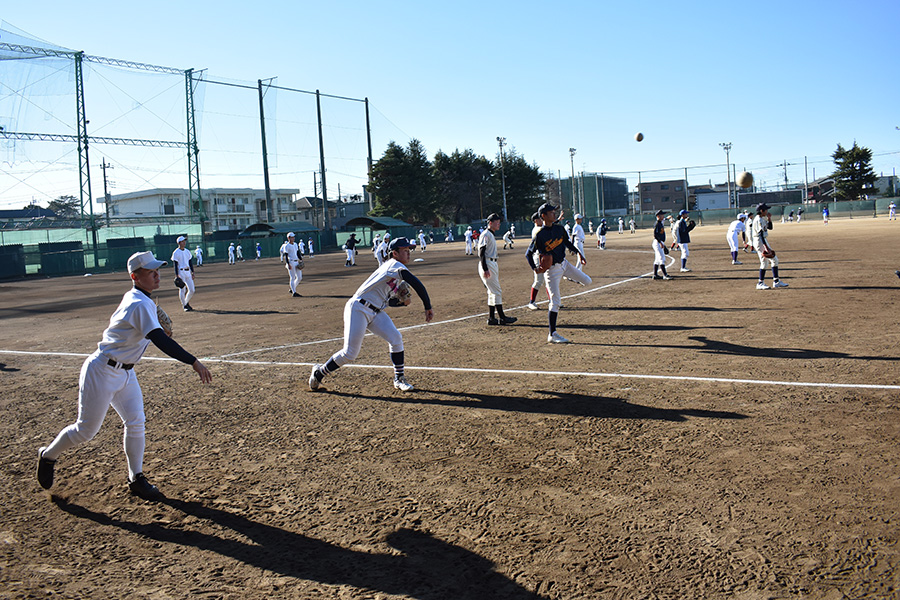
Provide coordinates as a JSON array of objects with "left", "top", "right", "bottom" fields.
[
  {"left": 643, "top": 197, "right": 652, "bottom": 203},
  {"left": 660, "top": 184, "right": 669, "bottom": 190},
  {"left": 643, "top": 186, "right": 650, "bottom": 192},
  {"left": 675, "top": 186, "right": 683, "bottom": 192},
  {"left": 662, "top": 196, "right": 670, "bottom": 202}
]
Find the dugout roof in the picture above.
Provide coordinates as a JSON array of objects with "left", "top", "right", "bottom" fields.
[
  {"left": 344, "top": 216, "right": 412, "bottom": 229},
  {"left": 238, "top": 222, "right": 319, "bottom": 238}
]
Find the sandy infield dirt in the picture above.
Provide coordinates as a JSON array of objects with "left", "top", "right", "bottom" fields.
[{"left": 1, "top": 216, "right": 898, "bottom": 599}]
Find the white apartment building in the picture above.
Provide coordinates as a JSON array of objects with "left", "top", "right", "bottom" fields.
[{"left": 107, "top": 188, "right": 312, "bottom": 231}]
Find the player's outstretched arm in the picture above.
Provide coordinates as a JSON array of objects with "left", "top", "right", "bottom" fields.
[{"left": 192, "top": 360, "right": 212, "bottom": 383}]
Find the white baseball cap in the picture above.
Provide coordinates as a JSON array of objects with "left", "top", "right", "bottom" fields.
[
  {"left": 128, "top": 251, "right": 167, "bottom": 273},
  {"left": 176, "top": 235, "right": 186, "bottom": 243},
  {"left": 287, "top": 232, "right": 295, "bottom": 238},
  {"left": 574, "top": 214, "right": 583, "bottom": 220}
]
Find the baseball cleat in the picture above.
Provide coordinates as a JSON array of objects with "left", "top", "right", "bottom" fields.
[
  {"left": 37, "top": 447, "right": 55, "bottom": 490},
  {"left": 309, "top": 364, "right": 322, "bottom": 391},
  {"left": 773, "top": 280, "right": 789, "bottom": 288},
  {"left": 680, "top": 268, "right": 691, "bottom": 272},
  {"left": 393, "top": 376, "right": 414, "bottom": 392},
  {"left": 487, "top": 318, "right": 500, "bottom": 325},
  {"left": 547, "top": 331, "right": 569, "bottom": 344},
  {"left": 499, "top": 316, "right": 517, "bottom": 325},
  {"left": 128, "top": 473, "right": 162, "bottom": 500},
  {"left": 895, "top": 270, "right": 900, "bottom": 280},
  {"left": 526, "top": 303, "right": 539, "bottom": 311},
  {"left": 756, "top": 282, "right": 770, "bottom": 290},
  {"left": 732, "top": 260, "right": 742, "bottom": 265},
  {"left": 292, "top": 292, "right": 302, "bottom": 297},
  {"left": 661, "top": 275, "right": 672, "bottom": 280},
  {"left": 652, "top": 275, "right": 663, "bottom": 280}
]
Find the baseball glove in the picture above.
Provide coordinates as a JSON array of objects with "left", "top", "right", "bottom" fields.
[
  {"left": 155, "top": 301, "right": 174, "bottom": 337},
  {"left": 663, "top": 245, "right": 670, "bottom": 255},
  {"left": 534, "top": 252, "right": 553, "bottom": 274},
  {"left": 297, "top": 258, "right": 304, "bottom": 270},
  {"left": 174, "top": 277, "right": 186, "bottom": 289},
  {"left": 761, "top": 247, "right": 776, "bottom": 259},
  {"left": 388, "top": 280, "right": 413, "bottom": 307}
]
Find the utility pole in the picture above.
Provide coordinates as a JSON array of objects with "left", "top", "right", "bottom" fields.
[
  {"left": 719, "top": 142, "right": 732, "bottom": 208},
  {"left": 568, "top": 148, "right": 577, "bottom": 214},
  {"left": 315, "top": 90, "right": 329, "bottom": 232},
  {"left": 258, "top": 79, "right": 274, "bottom": 223},
  {"left": 101, "top": 158, "right": 114, "bottom": 227},
  {"left": 497, "top": 136, "right": 508, "bottom": 222},
  {"left": 782, "top": 160, "right": 789, "bottom": 191}
]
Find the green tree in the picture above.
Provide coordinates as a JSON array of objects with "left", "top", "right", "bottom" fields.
[
  {"left": 47, "top": 195, "right": 80, "bottom": 218},
  {"left": 433, "top": 149, "right": 494, "bottom": 223},
  {"left": 492, "top": 149, "right": 546, "bottom": 221},
  {"left": 370, "top": 139, "right": 436, "bottom": 224},
  {"left": 831, "top": 142, "right": 878, "bottom": 201}
]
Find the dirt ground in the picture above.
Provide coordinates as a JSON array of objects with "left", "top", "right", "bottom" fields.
[{"left": 1, "top": 216, "right": 898, "bottom": 599}]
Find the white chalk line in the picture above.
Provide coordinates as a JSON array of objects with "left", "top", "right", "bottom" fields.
[{"left": 1, "top": 349, "right": 897, "bottom": 391}]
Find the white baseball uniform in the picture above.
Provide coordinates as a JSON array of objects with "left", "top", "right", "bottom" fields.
[
  {"left": 171, "top": 247, "right": 195, "bottom": 308},
  {"left": 571, "top": 222, "right": 585, "bottom": 271},
  {"left": 727, "top": 219, "right": 746, "bottom": 253},
  {"left": 280, "top": 240, "right": 302, "bottom": 294},
  {"left": 194, "top": 246, "right": 203, "bottom": 265},
  {"left": 477, "top": 229, "right": 502, "bottom": 306}
]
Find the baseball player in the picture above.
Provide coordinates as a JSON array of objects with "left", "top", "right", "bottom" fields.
[
  {"left": 235, "top": 244, "right": 244, "bottom": 262},
  {"left": 280, "top": 232, "right": 303, "bottom": 297},
  {"left": 652, "top": 210, "right": 672, "bottom": 280},
  {"left": 618, "top": 216, "right": 624, "bottom": 234},
  {"left": 36, "top": 251, "right": 212, "bottom": 500},
  {"left": 307, "top": 238, "right": 315, "bottom": 257},
  {"left": 344, "top": 232, "right": 359, "bottom": 266},
  {"left": 479, "top": 213, "right": 516, "bottom": 326},
  {"left": 194, "top": 245, "right": 203, "bottom": 266},
  {"left": 752, "top": 203, "right": 788, "bottom": 290},
  {"left": 526, "top": 203, "right": 591, "bottom": 343},
  {"left": 227, "top": 242, "right": 236, "bottom": 265},
  {"left": 629, "top": 217, "right": 636, "bottom": 234},
  {"left": 588, "top": 220, "right": 594, "bottom": 234},
  {"left": 464, "top": 226, "right": 474, "bottom": 255},
  {"left": 255, "top": 243, "right": 262, "bottom": 260},
  {"left": 502, "top": 228, "right": 514, "bottom": 249},
  {"left": 509, "top": 224, "right": 515, "bottom": 238},
  {"left": 675, "top": 209, "right": 696, "bottom": 272},
  {"left": 727, "top": 213, "right": 748, "bottom": 265},
  {"left": 171, "top": 236, "right": 196, "bottom": 312},
  {"left": 797, "top": 207, "right": 804, "bottom": 222},
  {"left": 526, "top": 211, "right": 544, "bottom": 310},
  {"left": 309, "top": 237, "right": 433, "bottom": 393},
  {"left": 597, "top": 218, "right": 608, "bottom": 250},
  {"left": 669, "top": 215, "right": 680, "bottom": 251},
  {"left": 375, "top": 233, "right": 391, "bottom": 266},
  {"left": 298, "top": 238, "right": 307, "bottom": 256},
  {"left": 571, "top": 214, "right": 586, "bottom": 270},
  {"left": 889, "top": 201, "right": 896, "bottom": 221},
  {"left": 822, "top": 205, "right": 829, "bottom": 225},
  {"left": 417, "top": 230, "right": 428, "bottom": 252},
  {"left": 373, "top": 233, "right": 381, "bottom": 249}
]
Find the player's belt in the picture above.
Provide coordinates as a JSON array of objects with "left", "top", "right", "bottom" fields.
[
  {"left": 107, "top": 358, "right": 134, "bottom": 370},
  {"left": 180, "top": 268, "right": 190, "bottom": 270},
  {"left": 357, "top": 298, "right": 381, "bottom": 314},
  {"left": 486, "top": 257, "right": 497, "bottom": 261}
]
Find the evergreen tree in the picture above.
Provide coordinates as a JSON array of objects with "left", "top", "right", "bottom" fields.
[
  {"left": 370, "top": 139, "right": 436, "bottom": 224},
  {"left": 433, "top": 149, "right": 494, "bottom": 224},
  {"left": 492, "top": 149, "right": 546, "bottom": 221},
  {"left": 831, "top": 142, "right": 878, "bottom": 201}
]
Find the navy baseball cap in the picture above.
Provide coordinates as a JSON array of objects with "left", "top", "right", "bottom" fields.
[
  {"left": 756, "top": 203, "right": 770, "bottom": 212},
  {"left": 531, "top": 211, "right": 541, "bottom": 221},
  {"left": 486, "top": 212, "right": 501, "bottom": 222},
  {"left": 655, "top": 210, "right": 667, "bottom": 216},
  {"left": 538, "top": 203, "right": 558, "bottom": 215},
  {"left": 388, "top": 237, "right": 416, "bottom": 251}
]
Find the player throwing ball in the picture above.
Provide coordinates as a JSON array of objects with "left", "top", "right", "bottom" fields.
[
  {"left": 36, "top": 252, "right": 212, "bottom": 500},
  {"left": 526, "top": 203, "right": 591, "bottom": 343},
  {"left": 309, "top": 237, "right": 434, "bottom": 392}
]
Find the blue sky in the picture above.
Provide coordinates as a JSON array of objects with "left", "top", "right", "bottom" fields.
[{"left": 2, "top": 0, "right": 898, "bottom": 209}]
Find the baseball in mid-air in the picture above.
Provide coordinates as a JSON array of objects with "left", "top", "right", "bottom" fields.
[
  {"left": 634, "top": 132, "right": 644, "bottom": 142},
  {"left": 737, "top": 171, "right": 754, "bottom": 188}
]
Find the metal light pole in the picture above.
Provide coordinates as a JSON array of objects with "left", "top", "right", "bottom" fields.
[
  {"left": 568, "top": 148, "right": 576, "bottom": 214},
  {"left": 497, "top": 136, "right": 508, "bottom": 221},
  {"left": 719, "top": 142, "right": 732, "bottom": 208}
]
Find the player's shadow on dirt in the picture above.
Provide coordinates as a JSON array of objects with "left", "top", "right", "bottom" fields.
[
  {"left": 52, "top": 496, "right": 544, "bottom": 600},
  {"left": 0, "top": 362, "right": 19, "bottom": 372},
  {"left": 197, "top": 309, "right": 291, "bottom": 315},
  {"left": 330, "top": 390, "right": 746, "bottom": 422},
  {"left": 682, "top": 336, "right": 898, "bottom": 361}
]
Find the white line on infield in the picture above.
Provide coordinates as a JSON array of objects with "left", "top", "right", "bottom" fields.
[{"left": 1, "top": 349, "right": 898, "bottom": 391}]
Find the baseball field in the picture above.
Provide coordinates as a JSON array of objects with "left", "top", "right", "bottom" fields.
[{"left": 1, "top": 216, "right": 898, "bottom": 599}]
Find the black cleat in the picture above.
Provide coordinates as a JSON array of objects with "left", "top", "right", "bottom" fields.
[
  {"left": 183, "top": 304, "right": 194, "bottom": 312},
  {"left": 895, "top": 270, "right": 900, "bottom": 280},
  {"left": 292, "top": 292, "right": 302, "bottom": 297},
  {"left": 487, "top": 318, "right": 499, "bottom": 325},
  {"left": 37, "top": 447, "right": 55, "bottom": 490},
  {"left": 128, "top": 473, "right": 162, "bottom": 500},
  {"left": 499, "top": 316, "right": 517, "bottom": 325}
]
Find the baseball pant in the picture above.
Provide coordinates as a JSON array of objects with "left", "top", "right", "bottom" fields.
[
  {"left": 345, "top": 248, "right": 356, "bottom": 265},
  {"left": 287, "top": 260, "right": 302, "bottom": 293},
  {"left": 196, "top": 255, "right": 202, "bottom": 265},
  {"left": 757, "top": 248, "right": 779, "bottom": 269},
  {"left": 329, "top": 299, "right": 403, "bottom": 367},
  {"left": 42, "top": 351, "right": 147, "bottom": 480},
  {"left": 680, "top": 243, "right": 689, "bottom": 260},
  {"left": 652, "top": 240, "right": 666, "bottom": 266},
  {"left": 177, "top": 269, "right": 195, "bottom": 307},
  {"left": 544, "top": 261, "right": 591, "bottom": 312},
  {"left": 573, "top": 240, "right": 585, "bottom": 270},
  {"left": 466, "top": 240, "right": 473, "bottom": 255},
  {"left": 727, "top": 234, "right": 740, "bottom": 253},
  {"left": 478, "top": 259, "right": 502, "bottom": 306},
  {"left": 228, "top": 253, "right": 235, "bottom": 264}
]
